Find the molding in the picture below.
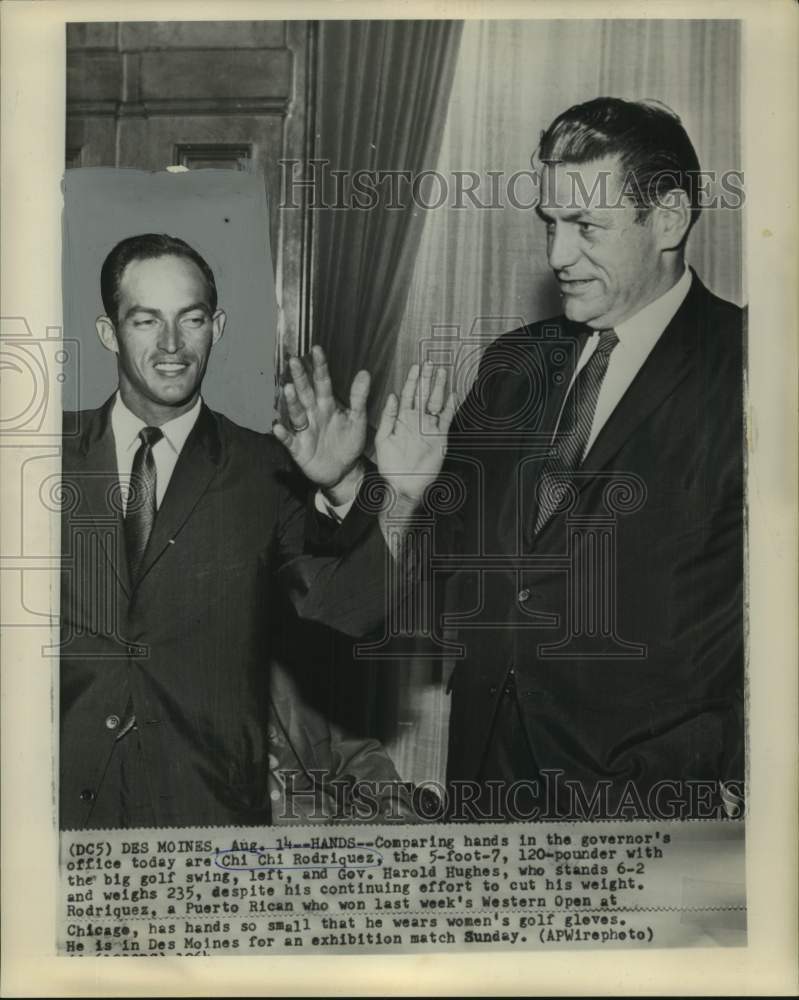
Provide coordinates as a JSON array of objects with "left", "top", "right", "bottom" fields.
[
  {"left": 174, "top": 143, "right": 253, "bottom": 169},
  {"left": 118, "top": 21, "right": 286, "bottom": 51},
  {"left": 67, "top": 98, "right": 290, "bottom": 118},
  {"left": 298, "top": 20, "right": 319, "bottom": 355}
]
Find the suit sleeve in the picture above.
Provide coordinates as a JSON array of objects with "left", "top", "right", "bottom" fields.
[{"left": 272, "top": 451, "right": 402, "bottom": 638}]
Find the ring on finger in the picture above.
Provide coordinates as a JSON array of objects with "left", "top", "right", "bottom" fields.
[{"left": 291, "top": 418, "right": 310, "bottom": 432}]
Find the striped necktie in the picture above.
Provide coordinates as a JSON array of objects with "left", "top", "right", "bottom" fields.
[
  {"left": 533, "top": 329, "right": 619, "bottom": 535},
  {"left": 125, "top": 425, "right": 163, "bottom": 579}
]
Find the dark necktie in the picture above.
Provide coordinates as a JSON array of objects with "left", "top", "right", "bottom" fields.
[
  {"left": 125, "top": 426, "right": 163, "bottom": 579},
  {"left": 532, "top": 329, "right": 619, "bottom": 535}
]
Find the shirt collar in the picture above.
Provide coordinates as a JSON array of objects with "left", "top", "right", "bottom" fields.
[
  {"left": 612, "top": 267, "right": 692, "bottom": 357},
  {"left": 111, "top": 392, "right": 203, "bottom": 455}
]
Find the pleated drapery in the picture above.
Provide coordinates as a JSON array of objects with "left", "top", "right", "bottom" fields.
[{"left": 311, "top": 19, "right": 463, "bottom": 415}]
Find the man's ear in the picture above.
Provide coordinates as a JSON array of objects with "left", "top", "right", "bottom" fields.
[
  {"left": 95, "top": 315, "right": 119, "bottom": 354},
  {"left": 654, "top": 188, "right": 692, "bottom": 251},
  {"left": 211, "top": 309, "right": 227, "bottom": 346}
]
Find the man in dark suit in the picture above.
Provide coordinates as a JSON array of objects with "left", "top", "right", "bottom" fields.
[
  {"left": 59, "top": 233, "right": 446, "bottom": 830},
  {"left": 428, "top": 98, "right": 745, "bottom": 820}
]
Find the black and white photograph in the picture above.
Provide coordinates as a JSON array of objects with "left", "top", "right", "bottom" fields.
[
  {"left": 1, "top": 1, "right": 797, "bottom": 996},
  {"left": 59, "top": 15, "right": 746, "bottom": 830}
]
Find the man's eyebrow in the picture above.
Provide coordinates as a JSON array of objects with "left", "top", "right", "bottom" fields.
[
  {"left": 122, "top": 305, "right": 161, "bottom": 321},
  {"left": 121, "top": 302, "right": 211, "bottom": 320},
  {"left": 177, "top": 302, "right": 212, "bottom": 317}
]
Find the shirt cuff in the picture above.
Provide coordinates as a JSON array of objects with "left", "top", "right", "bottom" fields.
[{"left": 314, "top": 489, "right": 357, "bottom": 524}]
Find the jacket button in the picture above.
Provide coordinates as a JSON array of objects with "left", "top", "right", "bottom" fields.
[
  {"left": 80, "top": 789, "right": 94, "bottom": 802},
  {"left": 105, "top": 715, "right": 120, "bottom": 730},
  {"left": 518, "top": 588, "right": 531, "bottom": 602},
  {"left": 489, "top": 685, "right": 498, "bottom": 695}
]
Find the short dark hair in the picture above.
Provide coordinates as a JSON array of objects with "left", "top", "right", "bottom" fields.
[
  {"left": 100, "top": 233, "right": 218, "bottom": 323},
  {"left": 537, "top": 97, "right": 702, "bottom": 233}
]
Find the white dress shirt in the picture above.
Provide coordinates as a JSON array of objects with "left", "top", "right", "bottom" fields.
[
  {"left": 564, "top": 266, "right": 692, "bottom": 458},
  {"left": 314, "top": 472, "right": 365, "bottom": 523},
  {"left": 111, "top": 392, "right": 202, "bottom": 514}
]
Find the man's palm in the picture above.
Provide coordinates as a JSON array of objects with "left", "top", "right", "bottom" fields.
[
  {"left": 273, "top": 346, "right": 369, "bottom": 488},
  {"left": 376, "top": 362, "right": 457, "bottom": 504}
]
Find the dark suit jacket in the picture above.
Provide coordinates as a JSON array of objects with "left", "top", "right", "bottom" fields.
[
  {"left": 438, "top": 273, "right": 745, "bottom": 817},
  {"left": 59, "top": 398, "right": 392, "bottom": 829}
]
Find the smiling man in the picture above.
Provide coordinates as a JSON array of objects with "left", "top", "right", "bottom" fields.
[
  {"left": 438, "top": 98, "right": 745, "bottom": 820},
  {"left": 58, "top": 233, "right": 447, "bottom": 830},
  {"left": 96, "top": 246, "right": 225, "bottom": 423}
]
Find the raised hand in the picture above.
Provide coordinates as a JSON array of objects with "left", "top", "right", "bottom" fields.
[
  {"left": 273, "top": 345, "right": 369, "bottom": 492},
  {"left": 375, "top": 361, "right": 457, "bottom": 505}
]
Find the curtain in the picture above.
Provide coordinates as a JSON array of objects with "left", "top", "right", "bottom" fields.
[
  {"left": 382, "top": 19, "right": 743, "bottom": 786},
  {"left": 392, "top": 19, "right": 743, "bottom": 397},
  {"left": 311, "top": 19, "right": 464, "bottom": 413},
  {"left": 305, "top": 19, "right": 463, "bottom": 785}
]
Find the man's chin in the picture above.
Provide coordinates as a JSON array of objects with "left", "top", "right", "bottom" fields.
[
  {"left": 562, "top": 298, "right": 611, "bottom": 328},
  {"left": 563, "top": 302, "right": 592, "bottom": 324},
  {"left": 150, "top": 376, "right": 193, "bottom": 394},
  {"left": 147, "top": 383, "right": 199, "bottom": 409}
]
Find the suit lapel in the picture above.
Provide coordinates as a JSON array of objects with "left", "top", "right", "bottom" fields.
[
  {"left": 578, "top": 275, "right": 700, "bottom": 477},
  {"left": 517, "top": 320, "right": 589, "bottom": 547},
  {"left": 135, "top": 404, "right": 222, "bottom": 586},
  {"left": 75, "top": 395, "right": 133, "bottom": 596},
  {"left": 532, "top": 274, "right": 705, "bottom": 545}
]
